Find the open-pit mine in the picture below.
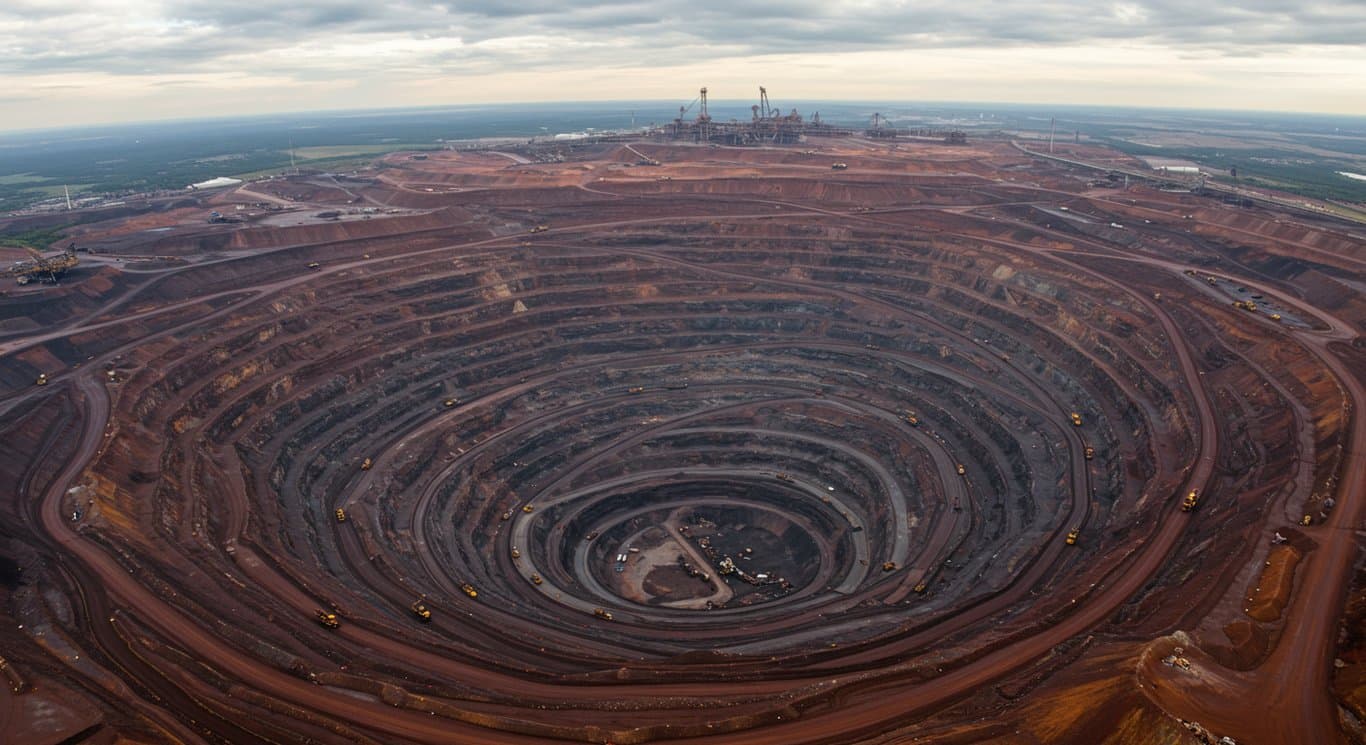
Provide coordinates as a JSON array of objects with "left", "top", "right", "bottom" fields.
[{"left": 1, "top": 136, "right": 1363, "bottom": 745}]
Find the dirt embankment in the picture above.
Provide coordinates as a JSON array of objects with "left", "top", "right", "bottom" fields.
[
  {"left": 0, "top": 266, "right": 128, "bottom": 337},
  {"left": 226, "top": 208, "right": 470, "bottom": 250}
]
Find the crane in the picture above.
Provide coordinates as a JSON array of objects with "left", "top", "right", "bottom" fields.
[{"left": 676, "top": 93, "right": 701, "bottom": 124}]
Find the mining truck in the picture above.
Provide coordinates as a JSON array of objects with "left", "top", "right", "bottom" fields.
[
  {"left": 1181, "top": 489, "right": 1199, "bottom": 512},
  {"left": 316, "top": 609, "right": 340, "bottom": 629},
  {"left": 1065, "top": 528, "right": 1079, "bottom": 546},
  {"left": 411, "top": 598, "right": 432, "bottom": 622}
]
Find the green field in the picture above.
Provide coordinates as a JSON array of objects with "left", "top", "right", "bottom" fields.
[
  {"left": 0, "top": 225, "right": 71, "bottom": 251},
  {"left": 0, "top": 173, "right": 53, "bottom": 185}
]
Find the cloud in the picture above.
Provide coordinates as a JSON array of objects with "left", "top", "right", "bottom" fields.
[
  {"left": 1, "top": 0, "right": 1363, "bottom": 79},
  {"left": 1, "top": 0, "right": 1363, "bottom": 129}
]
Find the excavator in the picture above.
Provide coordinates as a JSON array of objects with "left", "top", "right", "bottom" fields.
[{"left": 4, "top": 242, "right": 78, "bottom": 285}]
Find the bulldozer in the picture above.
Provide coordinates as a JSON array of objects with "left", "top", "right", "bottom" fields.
[
  {"left": 4, "top": 243, "right": 78, "bottom": 285},
  {"left": 316, "top": 609, "right": 340, "bottom": 629}
]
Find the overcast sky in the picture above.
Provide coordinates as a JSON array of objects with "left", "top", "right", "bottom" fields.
[{"left": 2, "top": 0, "right": 1364, "bottom": 131}]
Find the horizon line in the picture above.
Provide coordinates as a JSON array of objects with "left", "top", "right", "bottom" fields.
[{"left": 3, "top": 97, "right": 1365, "bottom": 138}]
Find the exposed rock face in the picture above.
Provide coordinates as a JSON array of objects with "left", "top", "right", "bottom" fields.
[{"left": 0, "top": 140, "right": 1359, "bottom": 745}]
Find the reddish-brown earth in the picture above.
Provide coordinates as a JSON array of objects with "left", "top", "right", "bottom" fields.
[{"left": 0, "top": 137, "right": 1362, "bottom": 745}]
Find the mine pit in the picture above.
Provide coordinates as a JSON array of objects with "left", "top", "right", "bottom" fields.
[{"left": 0, "top": 137, "right": 1361, "bottom": 745}]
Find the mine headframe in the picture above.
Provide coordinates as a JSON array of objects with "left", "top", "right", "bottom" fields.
[
  {"left": 867, "top": 113, "right": 899, "bottom": 139},
  {"left": 747, "top": 86, "right": 805, "bottom": 145}
]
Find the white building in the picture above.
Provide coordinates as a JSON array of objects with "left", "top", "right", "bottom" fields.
[{"left": 187, "top": 176, "right": 244, "bottom": 190}]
